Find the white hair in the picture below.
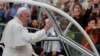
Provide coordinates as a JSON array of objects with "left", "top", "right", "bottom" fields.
[{"left": 16, "top": 7, "right": 29, "bottom": 16}]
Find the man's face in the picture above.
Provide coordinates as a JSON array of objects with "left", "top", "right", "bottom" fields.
[
  {"left": 21, "top": 10, "right": 31, "bottom": 24},
  {"left": 73, "top": 5, "right": 82, "bottom": 16},
  {"left": 88, "top": 20, "right": 96, "bottom": 28},
  {"left": 97, "top": 20, "right": 100, "bottom": 28},
  {"left": 92, "top": 0, "right": 100, "bottom": 4},
  {"left": 42, "top": 12, "right": 47, "bottom": 19},
  {"left": 0, "top": 3, "right": 5, "bottom": 9}
]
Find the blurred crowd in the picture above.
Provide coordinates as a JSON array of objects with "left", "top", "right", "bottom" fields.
[{"left": 0, "top": 0, "right": 100, "bottom": 56}]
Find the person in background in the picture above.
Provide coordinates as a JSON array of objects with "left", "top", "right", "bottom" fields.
[
  {"left": 95, "top": 18, "right": 100, "bottom": 54},
  {"left": 82, "top": 16, "right": 99, "bottom": 50},
  {"left": 84, "top": 16, "right": 96, "bottom": 32},
  {"left": 10, "top": 3, "right": 21, "bottom": 19},
  {"left": 91, "top": 0, "right": 100, "bottom": 9},
  {"left": 91, "top": 0, "right": 100, "bottom": 20},
  {"left": 69, "top": 3, "right": 92, "bottom": 44},
  {"left": 0, "top": 2, "right": 5, "bottom": 40},
  {"left": 91, "top": 7, "right": 100, "bottom": 20},
  {"left": 71, "top": 3, "right": 92, "bottom": 29},
  {"left": 43, "top": 19, "right": 61, "bottom": 56},
  {"left": 63, "top": 0, "right": 70, "bottom": 12},
  {"left": 0, "top": 2, "right": 5, "bottom": 23},
  {"left": 31, "top": 6, "right": 38, "bottom": 20},
  {"left": 96, "top": 18, "right": 100, "bottom": 29},
  {"left": 41, "top": 12, "right": 48, "bottom": 28},
  {"left": 64, "top": 0, "right": 79, "bottom": 14},
  {"left": 4, "top": 3, "right": 13, "bottom": 23},
  {"left": 1, "top": 7, "right": 53, "bottom": 56}
]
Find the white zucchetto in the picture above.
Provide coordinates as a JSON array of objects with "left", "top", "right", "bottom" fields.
[{"left": 16, "top": 7, "right": 29, "bottom": 16}]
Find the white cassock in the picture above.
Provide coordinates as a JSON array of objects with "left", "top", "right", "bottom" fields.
[{"left": 1, "top": 17, "right": 47, "bottom": 56}]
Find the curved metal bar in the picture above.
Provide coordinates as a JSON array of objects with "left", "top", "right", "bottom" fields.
[{"left": 0, "top": 45, "right": 4, "bottom": 50}]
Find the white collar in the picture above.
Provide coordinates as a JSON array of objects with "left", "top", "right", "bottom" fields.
[{"left": 14, "top": 16, "right": 23, "bottom": 26}]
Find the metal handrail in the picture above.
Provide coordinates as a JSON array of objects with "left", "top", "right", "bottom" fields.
[{"left": 60, "top": 35, "right": 95, "bottom": 56}]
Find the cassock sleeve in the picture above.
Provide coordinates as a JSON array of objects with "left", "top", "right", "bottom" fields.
[{"left": 20, "top": 27, "right": 47, "bottom": 44}]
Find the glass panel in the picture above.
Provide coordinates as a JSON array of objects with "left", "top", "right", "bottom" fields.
[
  {"left": 61, "top": 40, "right": 93, "bottom": 56},
  {"left": 51, "top": 12, "right": 94, "bottom": 53},
  {"left": 63, "top": 42, "right": 83, "bottom": 56}
]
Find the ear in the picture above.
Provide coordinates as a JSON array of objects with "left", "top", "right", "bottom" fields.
[{"left": 20, "top": 14, "right": 23, "bottom": 17}]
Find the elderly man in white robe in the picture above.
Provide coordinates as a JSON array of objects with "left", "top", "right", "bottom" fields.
[{"left": 1, "top": 7, "right": 53, "bottom": 56}]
